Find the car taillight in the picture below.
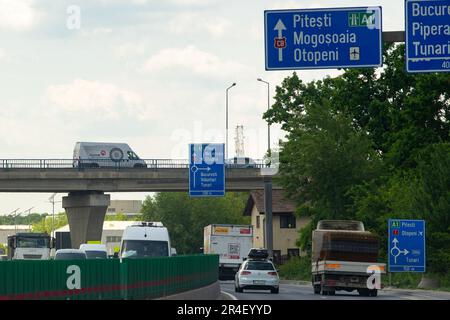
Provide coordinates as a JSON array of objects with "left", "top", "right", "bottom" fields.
[
  {"left": 241, "top": 271, "right": 252, "bottom": 275},
  {"left": 268, "top": 272, "right": 278, "bottom": 276}
]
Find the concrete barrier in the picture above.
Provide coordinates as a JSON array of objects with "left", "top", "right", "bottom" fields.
[{"left": 157, "top": 281, "right": 221, "bottom": 300}]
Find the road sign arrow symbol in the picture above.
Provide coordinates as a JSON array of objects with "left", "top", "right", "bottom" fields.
[
  {"left": 274, "top": 19, "right": 286, "bottom": 36},
  {"left": 392, "top": 237, "right": 399, "bottom": 244},
  {"left": 274, "top": 19, "right": 286, "bottom": 62}
]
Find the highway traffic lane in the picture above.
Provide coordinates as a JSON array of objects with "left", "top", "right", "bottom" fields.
[{"left": 220, "top": 281, "right": 450, "bottom": 300}]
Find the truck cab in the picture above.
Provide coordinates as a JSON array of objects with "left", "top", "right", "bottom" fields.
[
  {"left": 119, "top": 222, "right": 173, "bottom": 259},
  {"left": 7, "top": 233, "right": 55, "bottom": 260}
]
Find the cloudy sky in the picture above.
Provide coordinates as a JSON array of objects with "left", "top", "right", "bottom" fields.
[{"left": 0, "top": 0, "right": 404, "bottom": 216}]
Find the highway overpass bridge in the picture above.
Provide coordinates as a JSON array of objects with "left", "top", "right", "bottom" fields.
[{"left": 0, "top": 159, "right": 280, "bottom": 248}]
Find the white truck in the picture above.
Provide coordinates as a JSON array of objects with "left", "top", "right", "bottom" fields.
[
  {"left": 311, "top": 220, "right": 386, "bottom": 297},
  {"left": 7, "top": 233, "right": 55, "bottom": 260},
  {"left": 119, "top": 222, "right": 176, "bottom": 259},
  {"left": 73, "top": 142, "right": 147, "bottom": 168},
  {"left": 203, "top": 224, "right": 253, "bottom": 280}
]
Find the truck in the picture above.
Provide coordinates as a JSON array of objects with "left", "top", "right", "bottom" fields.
[
  {"left": 73, "top": 142, "right": 147, "bottom": 168},
  {"left": 119, "top": 222, "right": 176, "bottom": 259},
  {"left": 311, "top": 220, "right": 386, "bottom": 297},
  {"left": 203, "top": 224, "right": 253, "bottom": 280},
  {"left": 7, "top": 233, "right": 55, "bottom": 260}
]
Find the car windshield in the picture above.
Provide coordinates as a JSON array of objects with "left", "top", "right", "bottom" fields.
[
  {"left": 55, "top": 253, "right": 86, "bottom": 260},
  {"left": 17, "top": 237, "right": 49, "bottom": 248},
  {"left": 85, "top": 250, "right": 107, "bottom": 259},
  {"left": 245, "top": 261, "right": 275, "bottom": 271},
  {"left": 121, "top": 240, "right": 168, "bottom": 258}
]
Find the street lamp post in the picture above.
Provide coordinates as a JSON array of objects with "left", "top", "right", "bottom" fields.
[
  {"left": 257, "top": 78, "right": 271, "bottom": 157},
  {"left": 226, "top": 83, "right": 236, "bottom": 160}
]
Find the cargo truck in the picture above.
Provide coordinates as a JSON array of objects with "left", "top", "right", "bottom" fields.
[
  {"left": 311, "top": 220, "right": 386, "bottom": 297},
  {"left": 204, "top": 224, "right": 253, "bottom": 280}
]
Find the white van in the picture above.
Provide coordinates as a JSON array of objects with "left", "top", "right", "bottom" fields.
[
  {"left": 79, "top": 243, "right": 108, "bottom": 259},
  {"left": 119, "top": 222, "right": 175, "bottom": 259},
  {"left": 73, "top": 142, "right": 147, "bottom": 168}
]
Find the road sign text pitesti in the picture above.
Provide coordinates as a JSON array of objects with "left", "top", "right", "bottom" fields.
[
  {"left": 189, "top": 143, "right": 225, "bottom": 197},
  {"left": 406, "top": 0, "right": 450, "bottom": 73},
  {"left": 388, "top": 219, "right": 426, "bottom": 272},
  {"left": 264, "top": 7, "right": 383, "bottom": 70}
]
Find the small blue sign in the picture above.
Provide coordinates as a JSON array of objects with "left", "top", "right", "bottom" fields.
[
  {"left": 264, "top": 7, "right": 383, "bottom": 70},
  {"left": 189, "top": 143, "right": 225, "bottom": 197},
  {"left": 388, "top": 219, "right": 426, "bottom": 272},
  {"left": 406, "top": 0, "right": 450, "bottom": 73}
]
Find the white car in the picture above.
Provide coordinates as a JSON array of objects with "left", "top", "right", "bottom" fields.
[
  {"left": 79, "top": 244, "right": 108, "bottom": 259},
  {"left": 235, "top": 259, "right": 279, "bottom": 294},
  {"left": 226, "top": 157, "right": 256, "bottom": 168},
  {"left": 54, "top": 249, "right": 86, "bottom": 260},
  {"left": 73, "top": 142, "right": 147, "bottom": 168}
]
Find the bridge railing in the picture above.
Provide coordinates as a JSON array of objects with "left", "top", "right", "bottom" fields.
[{"left": 0, "top": 159, "right": 267, "bottom": 169}]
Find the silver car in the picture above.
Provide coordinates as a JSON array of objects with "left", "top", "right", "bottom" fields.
[{"left": 235, "top": 259, "right": 279, "bottom": 294}]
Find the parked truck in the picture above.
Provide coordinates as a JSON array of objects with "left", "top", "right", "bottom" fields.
[
  {"left": 311, "top": 220, "right": 386, "bottom": 297},
  {"left": 7, "top": 233, "right": 55, "bottom": 260},
  {"left": 204, "top": 224, "right": 253, "bottom": 280}
]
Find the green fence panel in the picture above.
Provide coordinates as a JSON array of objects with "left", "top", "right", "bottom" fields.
[{"left": 0, "top": 254, "right": 218, "bottom": 300}]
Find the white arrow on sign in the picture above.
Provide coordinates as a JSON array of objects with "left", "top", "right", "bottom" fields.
[
  {"left": 390, "top": 237, "right": 410, "bottom": 264},
  {"left": 274, "top": 19, "right": 286, "bottom": 62}
]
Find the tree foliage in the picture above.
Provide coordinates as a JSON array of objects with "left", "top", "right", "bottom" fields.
[
  {"left": 264, "top": 44, "right": 450, "bottom": 274},
  {"left": 141, "top": 192, "right": 250, "bottom": 254}
]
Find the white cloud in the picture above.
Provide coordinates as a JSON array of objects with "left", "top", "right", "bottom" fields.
[
  {"left": 114, "top": 42, "right": 147, "bottom": 58},
  {"left": 44, "top": 79, "right": 150, "bottom": 120},
  {"left": 81, "top": 28, "right": 113, "bottom": 37},
  {"left": 0, "top": 0, "right": 38, "bottom": 30},
  {"left": 168, "top": 13, "right": 231, "bottom": 37},
  {"left": 142, "top": 45, "right": 249, "bottom": 79}
]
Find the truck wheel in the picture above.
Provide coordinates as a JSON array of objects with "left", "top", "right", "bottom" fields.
[
  {"left": 110, "top": 148, "right": 124, "bottom": 162},
  {"left": 358, "top": 289, "right": 370, "bottom": 297},
  {"left": 271, "top": 288, "right": 279, "bottom": 294},
  {"left": 313, "top": 285, "right": 321, "bottom": 294},
  {"left": 369, "top": 289, "right": 378, "bottom": 297}
]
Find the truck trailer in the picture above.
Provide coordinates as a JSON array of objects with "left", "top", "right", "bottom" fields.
[
  {"left": 204, "top": 224, "right": 253, "bottom": 280},
  {"left": 311, "top": 220, "right": 386, "bottom": 297}
]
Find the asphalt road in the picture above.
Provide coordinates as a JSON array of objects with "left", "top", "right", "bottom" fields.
[{"left": 220, "top": 281, "right": 450, "bottom": 300}]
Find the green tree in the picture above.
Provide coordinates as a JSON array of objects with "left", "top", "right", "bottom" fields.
[
  {"left": 141, "top": 192, "right": 250, "bottom": 254},
  {"left": 264, "top": 44, "right": 450, "bottom": 277},
  {"left": 31, "top": 212, "right": 67, "bottom": 234}
]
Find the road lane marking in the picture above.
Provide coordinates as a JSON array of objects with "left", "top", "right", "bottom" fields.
[{"left": 221, "top": 291, "right": 238, "bottom": 300}]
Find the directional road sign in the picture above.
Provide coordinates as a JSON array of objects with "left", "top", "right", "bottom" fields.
[
  {"left": 189, "top": 143, "right": 225, "bottom": 197},
  {"left": 406, "top": 0, "right": 450, "bottom": 73},
  {"left": 388, "top": 219, "right": 426, "bottom": 272},
  {"left": 264, "top": 7, "right": 383, "bottom": 70}
]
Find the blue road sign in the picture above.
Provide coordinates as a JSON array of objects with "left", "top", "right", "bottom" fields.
[
  {"left": 388, "top": 219, "right": 426, "bottom": 272},
  {"left": 189, "top": 143, "right": 225, "bottom": 197},
  {"left": 406, "top": 0, "right": 450, "bottom": 73},
  {"left": 264, "top": 7, "right": 383, "bottom": 70}
]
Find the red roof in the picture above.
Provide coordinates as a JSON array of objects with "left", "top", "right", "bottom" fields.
[{"left": 243, "top": 190, "right": 296, "bottom": 216}]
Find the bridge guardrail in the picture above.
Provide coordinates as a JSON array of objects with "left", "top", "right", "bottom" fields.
[
  {"left": 0, "top": 159, "right": 267, "bottom": 169},
  {"left": 0, "top": 254, "right": 219, "bottom": 300}
]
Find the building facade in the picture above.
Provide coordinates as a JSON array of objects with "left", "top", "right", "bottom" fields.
[
  {"left": 106, "top": 200, "right": 142, "bottom": 218},
  {"left": 0, "top": 225, "right": 32, "bottom": 246},
  {"left": 243, "top": 190, "right": 309, "bottom": 264}
]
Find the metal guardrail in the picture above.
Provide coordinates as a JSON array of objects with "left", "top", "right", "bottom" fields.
[{"left": 0, "top": 159, "right": 266, "bottom": 169}]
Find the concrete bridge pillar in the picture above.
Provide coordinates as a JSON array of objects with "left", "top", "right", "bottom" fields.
[{"left": 62, "top": 191, "right": 110, "bottom": 249}]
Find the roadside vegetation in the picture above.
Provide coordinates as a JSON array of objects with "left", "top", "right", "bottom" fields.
[
  {"left": 265, "top": 44, "right": 450, "bottom": 290},
  {"left": 141, "top": 192, "right": 250, "bottom": 254}
]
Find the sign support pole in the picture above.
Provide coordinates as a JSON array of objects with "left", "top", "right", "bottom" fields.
[{"left": 264, "top": 178, "right": 273, "bottom": 259}]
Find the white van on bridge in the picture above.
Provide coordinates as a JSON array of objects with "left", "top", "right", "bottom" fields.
[{"left": 73, "top": 142, "right": 147, "bottom": 168}]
